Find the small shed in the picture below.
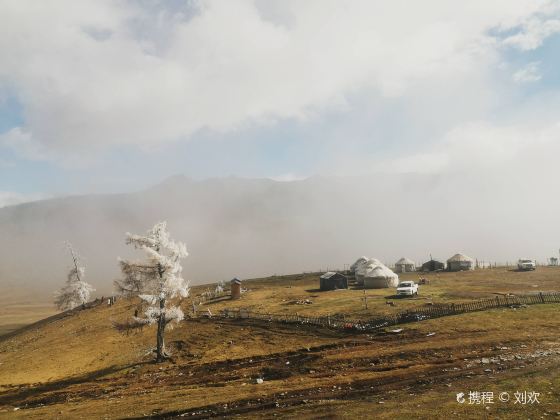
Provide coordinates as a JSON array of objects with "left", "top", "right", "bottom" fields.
[
  {"left": 363, "top": 261, "right": 399, "bottom": 289},
  {"left": 447, "top": 253, "right": 475, "bottom": 271},
  {"left": 394, "top": 257, "right": 416, "bottom": 273},
  {"left": 421, "top": 259, "right": 445, "bottom": 272},
  {"left": 230, "top": 277, "right": 242, "bottom": 299},
  {"left": 319, "top": 272, "right": 348, "bottom": 291}
]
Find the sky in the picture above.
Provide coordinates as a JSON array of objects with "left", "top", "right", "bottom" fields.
[{"left": 1, "top": 0, "right": 560, "bottom": 206}]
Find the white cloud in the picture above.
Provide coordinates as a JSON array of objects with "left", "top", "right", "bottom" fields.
[
  {"left": 502, "top": 17, "right": 560, "bottom": 50},
  {"left": 403, "top": 117, "right": 560, "bottom": 177},
  {"left": 0, "top": 127, "right": 49, "bottom": 160},
  {"left": 0, "top": 0, "right": 558, "bottom": 162},
  {"left": 512, "top": 61, "right": 542, "bottom": 83}
]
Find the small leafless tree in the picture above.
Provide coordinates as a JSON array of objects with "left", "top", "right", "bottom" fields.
[{"left": 54, "top": 242, "right": 95, "bottom": 311}]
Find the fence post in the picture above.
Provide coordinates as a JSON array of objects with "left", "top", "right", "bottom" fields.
[{"left": 540, "top": 292, "right": 545, "bottom": 303}]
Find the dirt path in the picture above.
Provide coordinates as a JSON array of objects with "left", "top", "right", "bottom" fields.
[{"left": 2, "top": 323, "right": 558, "bottom": 419}]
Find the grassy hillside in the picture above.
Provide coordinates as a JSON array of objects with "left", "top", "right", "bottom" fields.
[
  {"left": 0, "top": 268, "right": 559, "bottom": 418},
  {"left": 196, "top": 266, "right": 560, "bottom": 318}
]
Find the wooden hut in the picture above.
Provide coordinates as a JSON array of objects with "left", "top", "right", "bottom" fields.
[
  {"left": 230, "top": 277, "right": 242, "bottom": 299},
  {"left": 319, "top": 272, "right": 348, "bottom": 291},
  {"left": 394, "top": 257, "right": 416, "bottom": 273}
]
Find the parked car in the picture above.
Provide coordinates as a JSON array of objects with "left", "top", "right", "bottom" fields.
[
  {"left": 517, "top": 259, "right": 536, "bottom": 271},
  {"left": 396, "top": 281, "right": 419, "bottom": 297}
]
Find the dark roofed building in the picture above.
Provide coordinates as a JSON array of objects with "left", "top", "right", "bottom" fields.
[
  {"left": 319, "top": 272, "right": 348, "bottom": 291},
  {"left": 421, "top": 259, "right": 445, "bottom": 272}
]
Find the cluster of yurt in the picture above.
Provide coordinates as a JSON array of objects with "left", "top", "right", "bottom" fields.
[
  {"left": 447, "top": 253, "right": 475, "bottom": 271},
  {"left": 351, "top": 252, "right": 476, "bottom": 284},
  {"left": 394, "top": 257, "right": 416, "bottom": 273},
  {"left": 350, "top": 257, "right": 399, "bottom": 289}
]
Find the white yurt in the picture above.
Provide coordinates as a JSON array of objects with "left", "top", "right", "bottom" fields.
[
  {"left": 363, "top": 260, "right": 399, "bottom": 289},
  {"left": 394, "top": 257, "right": 416, "bottom": 273},
  {"left": 350, "top": 256, "right": 369, "bottom": 273},
  {"left": 352, "top": 256, "right": 371, "bottom": 286},
  {"left": 447, "top": 253, "right": 475, "bottom": 271}
]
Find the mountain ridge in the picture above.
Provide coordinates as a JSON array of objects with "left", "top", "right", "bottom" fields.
[{"left": 1, "top": 173, "right": 558, "bottom": 294}]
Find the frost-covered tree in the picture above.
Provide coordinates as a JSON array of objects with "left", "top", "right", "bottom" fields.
[
  {"left": 55, "top": 242, "right": 95, "bottom": 311},
  {"left": 116, "top": 222, "right": 190, "bottom": 362}
]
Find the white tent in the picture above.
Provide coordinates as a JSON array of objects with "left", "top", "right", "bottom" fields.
[
  {"left": 394, "top": 257, "right": 416, "bottom": 273},
  {"left": 447, "top": 253, "right": 475, "bottom": 271},
  {"left": 350, "top": 256, "right": 369, "bottom": 272},
  {"left": 363, "top": 260, "right": 399, "bottom": 289},
  {"left": 352, "top": 256, "right": 371, "bottom": 286}
]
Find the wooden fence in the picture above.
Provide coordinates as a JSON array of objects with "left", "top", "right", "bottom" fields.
[{"left": 216, "top": 292, "right": 560, "bottom": 332}]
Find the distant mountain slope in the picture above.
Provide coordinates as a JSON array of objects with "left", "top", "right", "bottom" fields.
[{"left": 1, "top": 173, "right": 558, "bottom": 294}]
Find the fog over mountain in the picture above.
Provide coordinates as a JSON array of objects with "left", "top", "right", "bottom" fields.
[
  {"left": 1, "top": 172, "right": 558, "bottom": 295},
  {"left": 2, "top": 1, "right": 560, "bottom": 299}
]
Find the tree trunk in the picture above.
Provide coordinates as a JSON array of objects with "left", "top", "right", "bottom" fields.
[{"left": 156, "top": 298, "right": 167, "bottom": 362}]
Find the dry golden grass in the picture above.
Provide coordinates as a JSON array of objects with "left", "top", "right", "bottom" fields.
[
  {"left": 197, "top": 266, "right": 560, "bottom": 318},
  {"left": 0, "top": 267, "right": 558, "bottom": 419}
]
